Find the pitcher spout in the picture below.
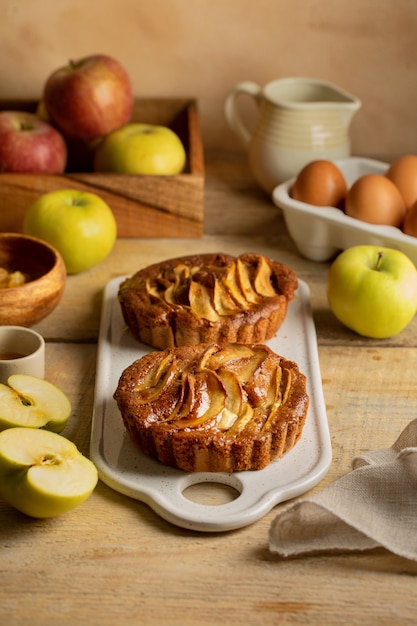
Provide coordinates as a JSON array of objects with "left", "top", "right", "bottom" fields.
[{"left": 263, "top": 77, "right": 361, "bottom": 113}]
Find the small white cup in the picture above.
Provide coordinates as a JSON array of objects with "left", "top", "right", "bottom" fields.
[{"left": 0, "top": 326, "right": 45, "bottom": 383}]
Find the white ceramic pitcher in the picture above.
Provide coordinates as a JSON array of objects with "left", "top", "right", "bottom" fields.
[{"left": 224, "top": 77, "right": 361, "bottom": 194}]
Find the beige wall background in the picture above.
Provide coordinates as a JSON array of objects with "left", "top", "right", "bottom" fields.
[{"left": 1, "top": 0, "right": 416, "bottom": 158}]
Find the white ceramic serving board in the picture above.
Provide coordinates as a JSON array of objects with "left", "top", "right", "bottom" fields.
[{"left": 90, "top": 277, "right": 332, "bottom": 532}]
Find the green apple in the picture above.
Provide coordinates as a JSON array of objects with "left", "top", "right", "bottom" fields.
[
  {"left": 23, "top": 189, "right": 117, "bottom": 274},
  {"left": 327, "top": 245, "right": 417, "bottom": 338},
  {"left": 0, "top": 374, "right": 71, "bottom": 433},
  {"left": 0, "top": 427, "right": 98, "bottom": 518},
  {"left": 93, "top": 123, "right": 186, "bottom": 175}
]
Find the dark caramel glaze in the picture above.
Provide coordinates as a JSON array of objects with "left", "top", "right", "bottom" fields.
[
  {"left": 118, "top": 252, "right": 298, "bottom": 350},
  {"left": 114, "top": 342, "right": 309, "bottom": 473}
]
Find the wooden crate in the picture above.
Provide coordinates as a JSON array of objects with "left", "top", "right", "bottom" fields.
[{"left": 0, "top": 98, "right": 205, "bottom": 238}]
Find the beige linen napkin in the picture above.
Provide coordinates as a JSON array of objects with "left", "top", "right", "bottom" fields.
[{"left": 269, "top": 418, "right": 417, "bottom": 561}]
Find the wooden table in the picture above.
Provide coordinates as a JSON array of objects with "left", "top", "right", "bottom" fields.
[{"left": 1, "top": 152, "right": 417, "bottom": 626}]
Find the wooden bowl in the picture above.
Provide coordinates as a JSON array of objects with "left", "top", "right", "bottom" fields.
[{"left": 0, "top": 233, "right": 66, "bottom": 326}]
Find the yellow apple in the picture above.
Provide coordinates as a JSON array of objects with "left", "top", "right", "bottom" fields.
[
  {"left": 0, "top": 374, "right": 71, "bottom": 432},
  {"left": 327, "top": 245, "right": 417, "bottom": 338},
  {"left": 23, "top": 189, "right": 117, "bottom": 274},
  {"left": 93, "top": 123, "right": 186, "bottom": 175},
  {"left": 0, "top": 427, "right": 98, "bottom": 518}
]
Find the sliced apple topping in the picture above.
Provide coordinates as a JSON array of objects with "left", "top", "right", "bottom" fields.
[
  {"left": 254, "top": 255, "right": 277, "bottom": 297},
  {"left": 188, "top": 281, "right": 220, "bottom": 322},
  {"left": 146, "top": 263, "right": 193, "bottom": 305},
  {"left": 262, "top": 367, "right": 294, "bottom": 432},
  {"left": 244, "top": 352, "right": 282, "bottom": 407},
  {"left": 265, "top": 364, "right": 283, "bottom": 407},
  {"left": 163, "top": 263, "right": 192, "bottom": 305},
  {"left": 145, "top": 277, "right": 167, "bottom": 301},
  {"left": 225, "top": 402, "right": 254, "bottom": 437},
  {"left": 0, "top": 374, "right": 71, "bottom": 433},
  {"left": 200, "top": 343, "right": 253, "bottom": 371},
  {"left": 141, "top": 254, "right": 284, "bottom": 322},
  {"left": 222, "top": 263, "right": 250, "bottom": 309},
  {"left": 216, "top": 368, "right": 243, "bottom": 429},
  {"left": 133, "top": 354, "right": 177, "bottom": 404},
  {"left": 152, "top": 352, "right": 175, "bottom": 384},
  {"left": 236, "top": 258, "right": 261, "bottom": 304},
  {"left": 197, "top": 343, "right": 222, "bottom": 370},
  {"left": 229, "top": 345, "right": 270, "bottom": 385},
  {"left": 128, "top": 343, "right": 298, "bottom": 437},
  {"left": 213, "top": 280, "right": 241, "bottom": 316},
  {"left": 171, "top": 262, "right": 191, "bottom": 281},
  {"left": 163, "top": 284, "right": 177, "bottom": 305},
  {"left": 281, "top": 367, "right": 293, "bottom": 405},
  {"left": 168, "top": 372, "right": 196, "bottom": 421},
  {"left": 170, "top": 370, "right": 225, "bottom": 429}
]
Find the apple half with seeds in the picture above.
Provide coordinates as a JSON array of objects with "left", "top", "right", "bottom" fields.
[
  {"left": 0, "top": 374, "right": 71, "bottom": 433},
  {"left": 0, "top": 427, "right": 98, "bottom": 518}
]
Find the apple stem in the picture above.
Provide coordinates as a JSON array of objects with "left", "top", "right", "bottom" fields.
[
  {"left": 375, "top": 251, "right": 384, "bottom": 271},
  {"left": 69, "top": 59, "right": 81, "bottom": 70}
]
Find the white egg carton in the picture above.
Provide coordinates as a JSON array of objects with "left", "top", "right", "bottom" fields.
[{"left": 272, "top": 157, "right": 417, "bottom": 265}]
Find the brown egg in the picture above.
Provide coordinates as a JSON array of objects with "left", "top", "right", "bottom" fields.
[
  {"left": 344, "top": 174, "right": 406, "bottom": 227},
  {"left": 291, "top": 160, "right": 347, "bottom": 208},
  {"left": 403, "top": 199, "right": 417, "bottom": 237},
  {"left": 386, "top": 154, "right": 417, "bottom": 210}
]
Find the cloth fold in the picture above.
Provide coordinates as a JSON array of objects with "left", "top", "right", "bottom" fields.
[{"left": 269, "top": 418, "right": 417, "bottom": 561}]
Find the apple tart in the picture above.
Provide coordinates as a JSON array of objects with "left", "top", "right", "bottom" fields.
[
  {"left": 113, "top": 342, "right": 309, "bottom": 473},
  {"left": 117, "top": 252, "right": 298, "bottom": 349}
]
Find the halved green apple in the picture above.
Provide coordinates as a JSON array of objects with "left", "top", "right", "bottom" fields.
[
  {"left": 0, "top": 427, "right": 98, "bottom": 518},
  {"left": 0, "top": 374, "right": 71, "bottom": 433}
]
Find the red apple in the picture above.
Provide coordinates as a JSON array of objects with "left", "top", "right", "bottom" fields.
[
  {"left": 0, "top": 111, "right": 67, "bottom": 173},
  {"left": 43, "top": 54, "right": 134, "bottom": 141}
]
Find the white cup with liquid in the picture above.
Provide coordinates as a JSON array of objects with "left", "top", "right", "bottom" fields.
[{"left": 0, "top": 326, "right": 45, "bottom": 383}]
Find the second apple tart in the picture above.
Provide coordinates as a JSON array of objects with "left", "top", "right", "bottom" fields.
[
  {"left": 118, "top": 252, "right": 298, "bottom": 349},
  {"left": 113, "top": 342, "right": 309, "bottom": 473}
]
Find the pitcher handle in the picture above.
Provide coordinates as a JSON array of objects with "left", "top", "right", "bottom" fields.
[{"left": 224, "top": 81, "right": 262, "bottom": 148}]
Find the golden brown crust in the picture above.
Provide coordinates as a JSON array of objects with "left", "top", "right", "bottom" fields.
[
  {"left": 118, "top": 252, "right": 298, "bottom": 350},
  {"left": 113, "top": 342, "right": 309, "bottom": 473}
]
